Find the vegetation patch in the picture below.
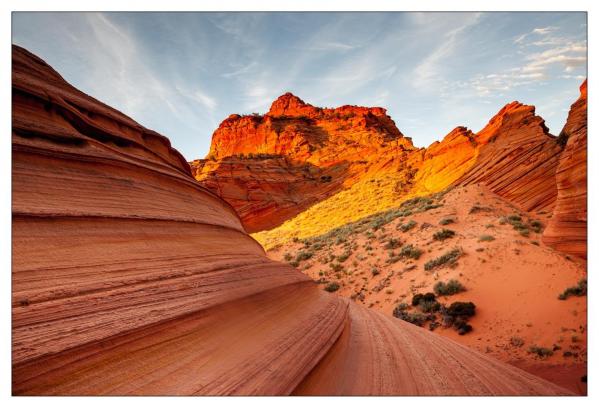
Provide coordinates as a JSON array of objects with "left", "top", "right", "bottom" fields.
[
  {"left": 478, "top": 235, "right": 495, "bottom": 242},
  {"left": 439, "top": 217, "right": 455, "bottom": 225},
  {"left": 398, "top": 220, "right": 417, "bottom": 232},
  {"left": 433, "top": 279, "right": 466, "bottom": 296},
  {"left": 528, "top": 345, "right": 553, "bottom": 358},
  {"left": 424, "top": 248, "right": 462, "bottom": 271},
  {"left": 433, "top": 229, "right": 455, "bottom": 241},
  {"left": 399, "top": 244, "right": 422, "bottom": 260},
  {"left": 558, "top": 278, "right": 587, "bottom": 300},
  {"left": 324, "top": 282, "right": 340, "bottom": 292}
]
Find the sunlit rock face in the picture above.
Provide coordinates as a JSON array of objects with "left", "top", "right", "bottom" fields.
[
  {"left": 11, "top": 45, "right": 570, "bottom": 396},
  {"left": 543, "top": 80, "right": 587, "bottom": 258}
]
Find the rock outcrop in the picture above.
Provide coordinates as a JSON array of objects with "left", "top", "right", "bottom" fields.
[
  {"left": 543, "top": 80, "right": 587, "bottom": 258},
  {"left": 455, "top": 102, "right": 563, "bottom": 212},
  {"left": 12, "top": 45, "right": 570, "bottom": 396},
  {"left": 193, "top": 93, "right": 415, "bottom": 232}
]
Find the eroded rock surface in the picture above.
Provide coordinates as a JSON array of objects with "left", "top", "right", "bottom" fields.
[
  {"left": 12, "top": 45, "right": 570, "bottom": 396},
  {"left": 543, "top": 81, "right": 587, "bottom": 258}
]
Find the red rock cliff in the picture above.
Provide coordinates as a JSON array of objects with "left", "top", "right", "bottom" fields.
[
  {"left": 542, "top": 80, "right": 587, "bottom": 258},
  {"left": 12, "top": 45, "right": 569, "bottom": 396}
]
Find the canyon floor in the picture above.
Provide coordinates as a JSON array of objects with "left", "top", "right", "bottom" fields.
[{"left": 268, "top": 183, "right": 587, "bottom": 394}]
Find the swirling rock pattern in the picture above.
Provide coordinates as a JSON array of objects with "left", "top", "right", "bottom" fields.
[
  {"left": 12, "top": 45, "right": 570, "bottom": 396},
  {"left": 543, "top": 81, "right": 587, "bottom": 258}
]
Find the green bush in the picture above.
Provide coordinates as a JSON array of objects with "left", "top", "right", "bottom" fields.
[
  {"left": 439, "top": 217, "right": 455, "bottom": 225},
  {"left": 384, "top": 238, "right": 401, "bottom": 250},
  {"left": 324, "top": 282, "right": 340, "bottom": 292},
  {"left": 478, "top": 235, "right": 495, "bottom": 242},
  {"left": 399, "top": 220, "right": 417, "bottom": 232},
  {"left": 558, "top": 278, "right": 587, "bottom": 300},
  {"left": 424, "top": 248, "right": 462, "bottom": 270},
  {"left": 510, "top": 336, "right": 525, "bottom": 347},
  {"left": 399, "top": 244, "right": 422, "bottom": 260},
  {"left": 445, "top": 301, "right": 476, "bottom": 317},
  {"left": 528, "top": 345, "right": 553, "bottom": 358},
  {"left": 434, "top": 279, "right": 466, "bottom": 296},
  {"left": 433, "top": 229, "right": 455, "bottom": 241}
]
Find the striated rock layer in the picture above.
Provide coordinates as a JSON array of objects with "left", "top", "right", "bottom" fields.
[
  {"left": 543, "top": 81, "right": 587, "bottom": 258},
  {"left": 12, "top": 45, "right": 570, "bottom": 396},
  {"left": 455, "top": 102, "right": 563, "bottom": 212}
]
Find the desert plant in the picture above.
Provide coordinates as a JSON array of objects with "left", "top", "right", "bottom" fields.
[
  {"left": 330, "top": 262, "right": 343, "bottom": 272},
  {"left": 439, "top": 217, "right": 455, "bottom": 225},
  {"left": 424, "top": 248, "right": 462, "bottom": 271},
  {"left": 445, "top": 301, "right": 476, "bottom": 317},
  {"left": 478, "top": 235, "right": 495, "bottom": 242},
  {"left": 434, "top": 279, "right": 466, "bottom": 296},
  {"left": 558, "top": 278, "right": 587, "bottom": 300},
  {"left": 528, "top": 345, "right": 553, "bottom": 358},
  {"left": 399, "top": 244, "right": 422, "bottom": 260},
  {"left": 433, "top": 229, "right": 455, "bottom": 241},
  {"left": 324, "top": 282, "right": 340, "bottom": 292},
  {"left": 399, "top": 220, "right": 417, "bottom": 232},
  {"left": 384, "top": 238, "right": 401, "bottom": 250}
]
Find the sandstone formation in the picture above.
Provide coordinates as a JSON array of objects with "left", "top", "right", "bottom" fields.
[
  {"left": 455, "top": 102, "right": 563, "bottom": 212},
  {"left": 543, "top": 80, "right": 588, "bottom": 258},
  {"left": 192, "top": 93, "right": 415, "bottom": 232},
  {"left": 12, "top": 45, "right": 570, "bottom": 396}
]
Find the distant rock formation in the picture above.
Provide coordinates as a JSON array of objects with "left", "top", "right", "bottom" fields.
[
  {"left": 12, "top": 44, "right": 570, "bottom": 396},
  {"left": 192, "top": 93, "right": 415, "bottom": 232},
  {"left": 543, "top": 80, "right": 587, "bottom": 258}
]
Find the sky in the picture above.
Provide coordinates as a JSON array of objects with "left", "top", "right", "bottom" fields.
[{"left": 12, "top": 12, "right": 587, "bottom": 160}]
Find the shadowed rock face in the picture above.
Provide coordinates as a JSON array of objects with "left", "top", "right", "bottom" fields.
[
  {"left": 543, "top": 80, "right": 587, "bottom": 258},
  {"left": 12, "top": 45, "right": 570, "bottom": 396}
]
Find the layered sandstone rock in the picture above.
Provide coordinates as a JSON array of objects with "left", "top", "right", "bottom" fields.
[
  {"left": 543, "top": 80, "right": 587, "bottom": 258},
  {"left": 12, "top": 45, "right": 569, "bottom": 396},
  {"left": 455, "top": 102, "right": 563, "bottom": 212}
]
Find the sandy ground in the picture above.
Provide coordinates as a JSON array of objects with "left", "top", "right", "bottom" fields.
[{"left": 268, "top": 184, "right": 587, "bottom": 394}]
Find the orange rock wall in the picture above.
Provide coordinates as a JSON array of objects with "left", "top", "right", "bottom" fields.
[{"left": 543, "top": 81, "right": 587, "bottom": 258}]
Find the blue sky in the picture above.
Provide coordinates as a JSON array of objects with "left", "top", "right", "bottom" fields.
[{"left": 13, "top": 12, "right": 586, "bottom": 160}]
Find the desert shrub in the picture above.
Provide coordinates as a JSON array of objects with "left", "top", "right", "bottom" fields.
[
  {"left": 330, "top": 262, "right": 343, "bottom": 272},
  {"left": 507, "top": 214, "right": 522, "bottom": 222},
  {"left": 530, "top": 220, "right": 543, "bottom": 233},
  {"left": 324, "top": 282, "right": 340, "bottom": 292},
  {"left": 384, "top": 238, "right": 401, "bottom": 250},
  {"left": 399, "top": 244, "right": 422, "bottom": 260},
  {"left": 419, "top": 299, "right": 441, "bottom": 313},
  {"left": 478, "top": 235, "right": 495, "bottom": 242},
  {"left": 445, "top": 301, "right": 476, "bottom": 317},
  {"left": 294, "top": 251, "right": 313, "bottom": 263},
  {"left": 433, "top": 229, "right": 455, "bottom": 241},
  {"left": 371, "top": 267, "right": 380, "bottom": 276},
  {"left": 393, "top": 310, "right": 429, "bottom": 327},
  {"left": 454, "top": 319, "right": 473, "bottom": 335},
  {"left": 469, "top": 205, "right": 493, "bottom": 214},
  {"left": 283, "top": 253, "right": 292, "bottom": 261},
  {"left": 528, "top": 345, "right": 553, "bottom": 358},
  {"left": 434, "top": 279, "right": 466, "bottom": 296},
  {"left": 439, "top": 217, "right": 455, "bottom": 225},
  {"left": 399, "top": 220, "right": 417, "bottom": 232},
  {"left": 394, "top": 302, "right": 409, "bottom": 312},
  {"left": 558, "top": 278, "right": 587, "bottom": 300},
  {"left": 411, "top": 293, "right": 424, "bottom": 306},
  {"left": 289, "top": 260, "right": 299, "bottom": 267},
  {"left": 336, "top": 250, "right": 351, "bottom": 263},
  {"left": 424, "top": 248, "right": 462, "bottom": 271}
]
